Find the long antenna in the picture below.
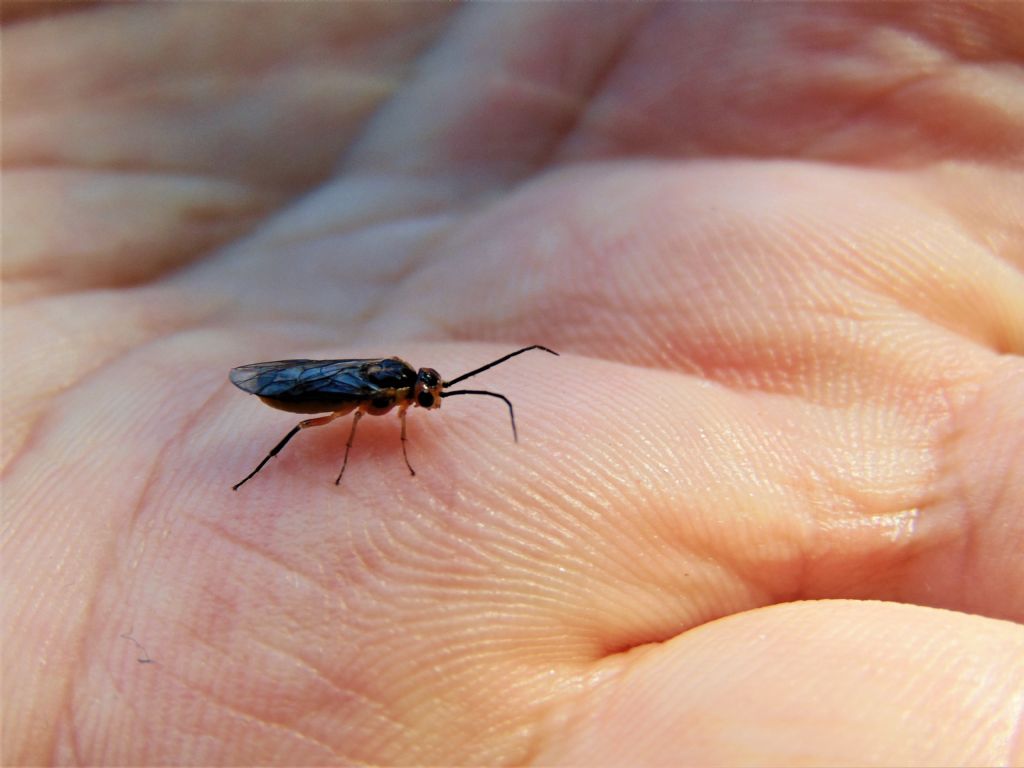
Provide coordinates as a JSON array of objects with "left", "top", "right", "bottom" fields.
[
  {"left": 444, "top": 345, "right": 558, "bottom": 387},
  {"left": 440, "top": 389, "right": 518, "bottom": 440}
]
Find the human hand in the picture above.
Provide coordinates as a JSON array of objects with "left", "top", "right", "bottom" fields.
[{"left": 4, "top": 4, "right": 1022, "bottom": 764}]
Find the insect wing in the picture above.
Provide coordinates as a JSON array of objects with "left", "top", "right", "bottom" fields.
[{"left": 229, "top": 358, "right": 415, "bottom": 399}]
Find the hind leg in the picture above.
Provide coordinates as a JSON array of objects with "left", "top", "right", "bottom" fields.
[{"left": 233, "top": 412, "right": 341, "bottom": 491}]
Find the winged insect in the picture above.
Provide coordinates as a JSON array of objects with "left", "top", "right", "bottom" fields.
[{"left": 229, "top": 345, "right": 558, "bottom": 490}]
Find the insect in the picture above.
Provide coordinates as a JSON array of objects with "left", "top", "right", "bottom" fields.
[{"left": 229, "top": 345, "right": 558, "bottom": 490}]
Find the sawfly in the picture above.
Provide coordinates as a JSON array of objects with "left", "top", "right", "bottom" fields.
[{"left": 229, "top": 345, "right": 558, "bottom": 490}]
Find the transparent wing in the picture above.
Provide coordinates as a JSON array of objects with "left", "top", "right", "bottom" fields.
[{"left": 229, "top": 358, "right": 415, "bottom": 400}]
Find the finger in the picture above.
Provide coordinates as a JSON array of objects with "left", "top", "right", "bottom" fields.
[
  {"left": 376, "top": 161, "right": 1024, "bottom": 375},
  {"left": 534, "top": 601, "right": 1024, "bottom": 766},
  {"left": 2, "top": 4, "right": 452, "bottom": 299},
  {"left": 4, "top": 4, "right": 448, "bottom": 185},
  {"left": 345, "top": 4, "right": 650, "bottom": 185},
  {"left": 349, "top": 5, "right": 1024, "bottom": 176}
]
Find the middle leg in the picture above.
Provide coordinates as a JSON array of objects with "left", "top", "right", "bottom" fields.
[{"left": 399, "top": 406, "right": 416, "bottom": 476}]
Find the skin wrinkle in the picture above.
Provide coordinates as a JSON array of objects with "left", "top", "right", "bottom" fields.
[
  {"left": 59, "top": 690, "right": 85, "bottom": 768},
  {"left": 213, "top": 232, "right": 445, "bottom": 339},
  {"left": 1011, "top": 708, "right": 1024, "bottom": 766},
  {"left": 884, "top": 5, "right": 1024, "bottom": 63},
  {"left": 345, "top": 6, "right": 650, "bottom": 184},
  {"left": 4, "top": 170, "right": 276, "bottom": 295},
  {"left": 9, "top": 66, "right": 400, "bottom": 120},
  {"left": 51, "top": 457, "right": 165, "bottom": 764},
  {"left": 772, "top": 193, "right": 1020, "bottom": 355},
  {"left": 11, "top": 351, "right": 227, "bottom": 760},
  {"left": 532, "top": 9, "right": 656, "bottom": 172},
  {"left": 920, "top": 382, "right": 977, "bottom": 601},
  {"left": 188, "top": 516, "right": 336, "bottom": 599},
  {"left": 345, "top": 217, "right": 457, "bottom": 332},
  {"left": 241, "top": 633, "right": 405, "bottom": 737},
  {"left": 75, "top": 656, "right": 190, "bottom": 761},
  {"left": 171, "top": 680, "right": 344, "bottom": 763},
  {"left": 942, "top": 170, "right": 1024, "bottom": 275},
  {"left": 6, "top": 6, "right": 453, "bottom": 175},
  {"left": 512, "top": 448, "right": 753, "bottom": 652},
  {"left": 340, "top": 6, "right": 465, "bottom": 150},
  {"left": 1, "top": 294, "right": 227, "bottom": 474},
  {"left": 248, "top": 174, "right": 468, "bottom": 256},
  {"left": 935, "top": 368, "right": 1017, "bottom": 607},
  {"left": 800, "top": 68, "right": 946, "bottom": 163},
  {"left": 410, "top": 474, "right": 569, "bottom": 568},
  {"left": 157, "top": 612, "right": 368, "bottom": 759}
]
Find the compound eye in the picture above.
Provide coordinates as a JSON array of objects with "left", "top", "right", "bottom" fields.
[{"left": 417, "top": 392, "right": 435, "bottom": 408}]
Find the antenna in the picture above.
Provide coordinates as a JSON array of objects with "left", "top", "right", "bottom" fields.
[
  {"left": 443, "top": 345, "right": 558, "bottom": 387},
  {"left": 439, "top": 345, "right": 558, "bottom": 441},
  {"left": 439, "top": 389, "right": 518, "bottom": 440}
]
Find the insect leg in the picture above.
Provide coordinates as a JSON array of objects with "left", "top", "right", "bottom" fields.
[
  {"left": 399, "top": 406, "right": 416, "bottom": 477},
  {"left": 233, "top": 413, "right": 339, "bottom": 491},
  {"left": 334, "top": 411, "right": 364, "bottom": 485}
]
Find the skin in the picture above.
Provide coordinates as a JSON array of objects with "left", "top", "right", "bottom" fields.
[{"left": 3, "top": 3, "right": 1023, "bottom": 765}]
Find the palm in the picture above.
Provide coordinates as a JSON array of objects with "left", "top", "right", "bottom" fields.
[{"left": 4, "top": 4, "right": 1022, "bottom": 765}]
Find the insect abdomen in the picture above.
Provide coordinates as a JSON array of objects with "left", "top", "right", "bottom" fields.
[{"left": 258, "top": 396, "right": 360, "bottom": 415}]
